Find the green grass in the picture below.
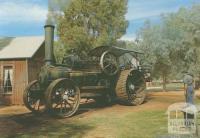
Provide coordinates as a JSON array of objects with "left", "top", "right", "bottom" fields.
[
  {"left": 5, "top": 109, "right": 168, "bottom": 138},
  {"left": 2, "top": 92, "right": 200, "bottom": 138},
  {"left": 86, "top": 110, "right": 167, "bottom": 138}
]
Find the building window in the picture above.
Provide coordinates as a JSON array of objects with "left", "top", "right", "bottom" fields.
[{"left": 3, "top": 66, "right": 13, "bottom": 93}]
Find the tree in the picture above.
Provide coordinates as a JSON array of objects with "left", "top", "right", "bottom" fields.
[
  {"left": 0, "top": 37, "right": 14, "bottom": 50},
  {"left": 138, "top": 22, "right": 173, "bottom": 91},
  {"left": 162, "top": 5, "right": 200, "bottom": 77},
  {"left": 56, "top": 0, "right": 128, "bottom": 58},
  {"left": 137, "top": 4, "right": 200, "bottom": 91},
  {"left": 47, "top": 0, "right": 72, "bottom": 24}
]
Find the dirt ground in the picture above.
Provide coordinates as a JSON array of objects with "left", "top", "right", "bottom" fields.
[{"left": 0, "top": 91, "right": 200, "bottom": 138}]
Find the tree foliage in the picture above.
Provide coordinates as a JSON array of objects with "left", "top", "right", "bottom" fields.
[
  {"left": 47, "top": 0, "right": 72, "bottom": 24},
  {"left": 56, "top": 0, "right": 128, "bottom": 58},
  {"left": 137, "top": 4, "right": 200, "bottom": 90}
]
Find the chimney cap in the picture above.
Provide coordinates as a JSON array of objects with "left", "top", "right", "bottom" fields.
[{"left": 44, "top": 24, "right": 55, "bottom": 28}]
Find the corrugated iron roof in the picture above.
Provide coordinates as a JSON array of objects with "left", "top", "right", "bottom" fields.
[{"left": 0, "top": 36, "right": 44, "bottom": 60}]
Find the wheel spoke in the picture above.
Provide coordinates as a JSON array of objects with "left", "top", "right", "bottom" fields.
[
  {"left": 37, "top": 100, "right": 40, "bottom": 111},
  {"left": 33, "top": 100, "right": 37, "bottom": 108},
  {"left": 33, "top": 100, "right": 39, "bottom": 110},
  {"left": 67, "top": 100, "right": 74, "bottom": 109},
  {"left": 64, "top": 101, "right": 68, "bottom": 110},
  {"left": 54, "top": 101, "right": 62, "bottom": 108},
  {"left": 60, "top": 102, "right": 64, "bottom": 114},
  {"left": 103, "top": 64, "right": 112, "bottom": 70},
  {"left": 68, "top": 97, "right": 74, "bottom": 102}
]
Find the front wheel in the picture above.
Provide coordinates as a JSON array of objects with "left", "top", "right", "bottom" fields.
[{"left": 45, "top": 79, "right": 80, "bottom": 118}]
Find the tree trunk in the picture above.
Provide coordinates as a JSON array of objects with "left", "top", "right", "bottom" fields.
[{"left": 162, "top": 73, "right": 167, "bottom": 92}]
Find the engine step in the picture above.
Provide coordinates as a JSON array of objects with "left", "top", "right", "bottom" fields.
[
  {"left": 81, "top": 93, "right": 102, "bottom": 98},
  {"left": 80, "top": 86, "right": 108, "bottom": 90}
]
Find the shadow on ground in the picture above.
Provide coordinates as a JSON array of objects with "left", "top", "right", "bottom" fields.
[
  {"left": 76, "top": 100, "right": 115, "bottom": 115},
  {"left": 0, "top": 101, "right": 115, "bottom": 138},
  {"left": 0, "top": 112, "right": 94, "bottom": 138}
]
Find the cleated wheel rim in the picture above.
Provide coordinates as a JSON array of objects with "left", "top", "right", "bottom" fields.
[
  {"left": 45, "top": 79, "right": 80, "bottom": 118},
  {"left": 23, "top": 80, "right": 45, "bottom": 113},
  {"left": 126, "top": 72, "right": 146, "bottom": 105},
  {"left": 116, "top": 70, "right": 146, "bottom": 106}
]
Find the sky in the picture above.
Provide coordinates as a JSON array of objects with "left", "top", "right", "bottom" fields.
[{"left": 0, "top": 0, "right": 200, "bottom": 41}]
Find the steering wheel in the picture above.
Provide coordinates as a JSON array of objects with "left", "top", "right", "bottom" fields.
[{"left": 100, "top": 51, "right": 119, "bottom": 76}]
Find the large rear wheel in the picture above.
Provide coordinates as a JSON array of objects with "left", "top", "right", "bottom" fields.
[
  {"left": 45, "top": 79, "right": 80, "bottom": 118},
  {"left": 115, "top": 70, "right": 146, "bottom": 105},
  {"left": 23, "top": 80, "right": 45, "bottom": 113}
]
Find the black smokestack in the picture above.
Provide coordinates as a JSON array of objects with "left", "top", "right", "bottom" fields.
[
  {"left": 44, "top": 0, "right": 72, "bottom": 65},
  {"left": 44, "top": 24, "right": 55, "bottom": 65}
]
